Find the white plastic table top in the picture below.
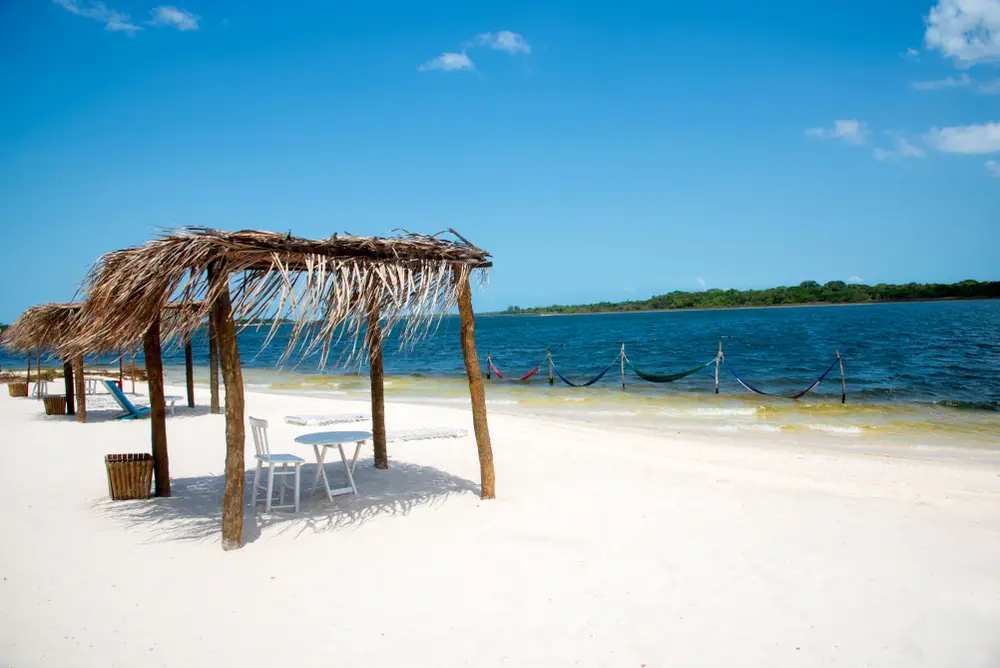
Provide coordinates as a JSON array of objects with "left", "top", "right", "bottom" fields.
[{"left": 294, "top": 430, "right": 372, "bottom": 446}]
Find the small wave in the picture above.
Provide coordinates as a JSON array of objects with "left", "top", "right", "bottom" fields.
[
  {"left": 691, "top": 407, "right": 757, "bottom": 417},
  {"left": 933, "top": 400, "right": 1000, "bottom": 413},
  {"left": 586, "top": 410, "right": 638, "bottom": 417},
  {"left": 807, "top": 424, "right": 863, "bottom": 435}
]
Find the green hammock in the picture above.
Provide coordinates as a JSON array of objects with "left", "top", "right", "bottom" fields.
[{"left": 626, "top": 357, "right": 716, "bottom": 383}]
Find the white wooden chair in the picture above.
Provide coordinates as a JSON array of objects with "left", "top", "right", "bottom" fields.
[{"left": 249, "top": 417, "right": 304, "bottom": 513}]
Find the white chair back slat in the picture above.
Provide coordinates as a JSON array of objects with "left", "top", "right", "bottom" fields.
[{"left": 249, "top": 416, "right": 270, "bottom": 457}]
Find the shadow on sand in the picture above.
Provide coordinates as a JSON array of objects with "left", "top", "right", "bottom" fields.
[{"left": 92, "top": 458, "right": 480, "bottom": 545}]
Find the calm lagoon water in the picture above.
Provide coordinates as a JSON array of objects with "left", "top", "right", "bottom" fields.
[{"left": 5, "top": 300, "right": 999, "bottom": 448}]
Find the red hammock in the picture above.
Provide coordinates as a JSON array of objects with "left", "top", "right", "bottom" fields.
[{"left": 490, "top": 361, "right": 542, "bottom": 381}]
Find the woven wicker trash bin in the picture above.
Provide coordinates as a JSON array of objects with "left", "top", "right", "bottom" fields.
[
  {"left": 43, "top": 395, "right": 67, "bottom": 415},
  {"left": 8, "top": 382, "right": 28, "bottom": 398},
  {"left": 105, "top": 454, "right": 154, "bottom": 501}
]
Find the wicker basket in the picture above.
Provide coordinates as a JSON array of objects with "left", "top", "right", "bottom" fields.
[
  {"left": 43, "top": 395, "right": 67, "bottom": 415},
  {"left": 7, "top": 382, "right": 28, "bottom": 398},
  {"left": 105, "top": 454, "right": 154, "bottom": 501}
]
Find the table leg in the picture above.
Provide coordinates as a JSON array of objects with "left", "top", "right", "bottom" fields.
[
  {"left": 311, "top": 444, "right": 333, "bottom": 502},
  {"left": 348, "top": 440, "right": 364, "bottom": 474},
  {"left": 338, "top": 444, "right": 358, "bottom": 495}
]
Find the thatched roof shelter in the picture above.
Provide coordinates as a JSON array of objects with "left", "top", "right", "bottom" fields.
[
  {"left": 1, "top": 301, "right": 210, "bottom": 423},
  {"left": 67, "top": 227, "right": 495, "bottom": 550}
]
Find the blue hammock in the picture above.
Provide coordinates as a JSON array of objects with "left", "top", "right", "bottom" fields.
[
  {"left": 725, "top": 358, "right": 840, "bottom": 399},
  {"left": 552, "top": 358, "right": 619, "bottom": 387}
]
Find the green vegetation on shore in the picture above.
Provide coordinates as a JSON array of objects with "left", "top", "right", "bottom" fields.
[{"left": 498, "top": 280, "right": 1000, "bottom": 315}]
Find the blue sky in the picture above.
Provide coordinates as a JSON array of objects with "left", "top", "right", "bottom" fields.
[{"left": 1, "top": 0, "right": 998, "bottom": 322}]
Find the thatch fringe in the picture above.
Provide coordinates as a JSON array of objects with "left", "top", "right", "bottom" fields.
[{"left": 64, "top": 227, "right": 491, "bottom": 367}]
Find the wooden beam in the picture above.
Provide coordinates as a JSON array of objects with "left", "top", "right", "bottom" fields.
[
  {"left": 453, "top": 265, "right": 495, "bottom": 499},
  {"left": 184, "top": 337, "right": 195, "bottom": 408},
  {"left": 64, "top": 359, "right": 75, "bottom": 416},
  {"left": 367, "top": 296, "right": 388, "bottom": 469},
  {"left": 143, "top": 319, "right": 171, "bottom": 497},
  {"left": 210, "top": 263, "right": 246, "bottom": 551},
  {"left": 118, "top": 347, "right": 124, "bottom": 389},
  {"left": 74, "top": 356, "right": 86, "bottom": 424},
  {"left": 35, "top": 347, "right": 41, "bottom": 401},
  {"left": 26, "top": 349, "right": 31, "bottom": 387},
  {"left": 209, "top": 310, "right": 221, "bottom": 414}
]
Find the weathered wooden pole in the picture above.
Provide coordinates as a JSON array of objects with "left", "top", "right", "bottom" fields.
[
  {"left": 25, "top": 349, "right": 31, "bottom": 386},
  {"left": 143, "top": 319, "right": 170, "bottom": 497},
  {"left": 715, "top": 340, "right": 722, "bottom": 394},
  {"left": 118, "top": 346, "right": 124, "bottom": 389},
  {"left": 367, "top": 296, "right": 388, "bottom": 469},
  {"left": 454, "top": 265, "right": 495, "bottom": 499},
  {"left": 837, "top": 349, "right": 846, "bottom": 405},
  {"left": 620, "top": 343, "right": 626, "bottom": 389},
  {"left": 486, "top": 352, "right": 491, "bottom": 380},
  {"left": 547, "top": 349, "right": 553, "bottom": 385},
  {"left": 209, "top": 312, "right": 221, "bottom": 414},
  {"left": 130, "top": 349, "right": 136, "bottom": 394},
  {"left": 63, "top": 358, "right": 75, "bottom": 416},
  {"left": 73, "top": 356, "right": 86, "bottom": 423},
  {"left": 184, "top": 336, "right": 195, "bottom": 408},
  {"left": 210, "top": 262, "right": 246, "bottom": 550},
  {"left": 35, "top": 346, "right": 41, "bottom": 400}
]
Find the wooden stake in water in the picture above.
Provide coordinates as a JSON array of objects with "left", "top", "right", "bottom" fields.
[
  {"left": 486, "top": 352, "right": 491, "bottom": 380},
  {"left": 837, "top": 349, "right": 846, "bottom": 405},
  {"left": 715, "top": 339, "right": 722, "bottom": 394},
  {"left": 547, "top": 349, "right": 553, "bottom": 385},
  {"left": 620, "top": 343, "right": 626, "bottom": 389}
]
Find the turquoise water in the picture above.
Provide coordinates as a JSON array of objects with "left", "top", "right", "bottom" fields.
[{"left": 5, "top": 301, "right": 1000, "bottom": 444}]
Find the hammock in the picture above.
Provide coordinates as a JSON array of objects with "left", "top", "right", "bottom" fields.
[
  {"left": 552, "top": 357, "right": 619, "bottom": 387},
  {"left": 724, "top": 359, "right": 840, "bottom": 399},
  {"left": 490, "top": 361, "right": 543, "bottom": 381},
  {"left": 626, "top": 356, "right": 717, "bottom": 383}
]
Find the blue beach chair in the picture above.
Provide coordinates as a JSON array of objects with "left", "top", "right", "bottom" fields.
[{"left": 104, "top": 380, "right": 150, "bottom": 419}]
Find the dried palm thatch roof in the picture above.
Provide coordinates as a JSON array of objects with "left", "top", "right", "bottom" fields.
[
  {"left": 1, "top": 301, "right": 205, "bottom": 356},
  {"left": 66, "top": 227, "right": 492, "bottom": 366}
]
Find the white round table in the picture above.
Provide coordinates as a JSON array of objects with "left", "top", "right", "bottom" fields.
[{"left": 293, "top": 430, "right": 372, "bottom": 501}]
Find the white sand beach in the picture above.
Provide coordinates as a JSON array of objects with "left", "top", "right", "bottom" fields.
[{"left": 2, "top": 382, "right": 999, "bottom": 667}]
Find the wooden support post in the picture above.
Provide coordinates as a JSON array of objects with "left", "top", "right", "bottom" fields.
[
  {"left": 209, "top": 311, "right": 221, "bottom": 414},
  {"left": 64, "top": 359, "right": 75, "bottom": 416},
  {"left": 367, "top": 297, "right": 388, "bottom": 469},
  {"left": 74, "top": 356, "right": 86, "bottom": 423},
  {"left": 620, "top": 343, "right": 626, "bottom": 389},
  {"left": 715, "top": 340, "right": 722, "bottom": 395},
  {"left": 211, "top": 263, "right": 246, "bottom": 551},
  {"left": 35, "top": 347, "right": 41, "bottom": 400},
  {"left": 547, "top": 349, "right": 553, "bottom": 385},
  {"left": 184, "top": 337, "right": 195, "bottom": 408},
  {"left": 454, "top": 265, "right": 495, "bottom": 500},
  {"left": 130, "top": 349, "right": 136, "bottom": 394},
  {"left": 486, "top": 352, "right": 491, "bottom": 380},
  {"left": 26, "top": 349, "right": 31, "bottom": 386},
  {"left": 118, "top": 347, "right": 124, "bottom": 389},
  {"left": 143, "top": 319, "right": 170, "bottom": 497},
  {"left": 837, "top": 349, "right": 846, "bottom": 405}
]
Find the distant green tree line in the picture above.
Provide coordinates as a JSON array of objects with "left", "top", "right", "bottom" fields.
[{"left": 498, "top": 279, "right": 1000, "bottom": 315}]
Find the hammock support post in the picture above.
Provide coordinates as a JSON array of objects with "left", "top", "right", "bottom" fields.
[
  {"left": 486, "top": 352, "right": 491, "bottom": 380},
  {"left": 620, "top": 344, "right": 626, "bottom": 389},
  {"left": 837, "top": 349, "right": 846, "bottom": 405},
  {"left": 547, "top": 349, "right": 553, "bottom": 385},
  {"left": 715, "top": 340, "right": 722, "bottom": 394}
]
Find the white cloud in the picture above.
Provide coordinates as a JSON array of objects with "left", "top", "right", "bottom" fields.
[
  {"left": 804, "top": 120, "right": 869, "bottom": 145},
  {"left": 53, "top": 0, "right": 140, "bottom": 33},
  {"left": 925, "top": 122, "right": 1000, "bottom": 153},
  {"left": 696, "top": 278, "right": 706, "bottom": 289},
  {"left": 848, "top": 276, "right": 865, "bottom": 283},
  {"left": 987, "top": 159, "right": 1000, "bottom": 176},
  {"left": 903, "top": 47, "right": 921, "bottom": 59},
  {"left": 418, "top": 52, "right": 475, "bottom": 72},
  {"left": 148, "top": 6, "right": 198, "bottom": 30},
  {"left": 912, "top": 73, "right": 973, "bottom": 89},
  {"left": 979, "top": 78, "right": 1000, "bottom": 92},
  {"left": 475, "top": 31, "right": 531, "bottom": 54},
  {"left": 925, "top": 0, "right": 1000, "bottom": 65}
]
